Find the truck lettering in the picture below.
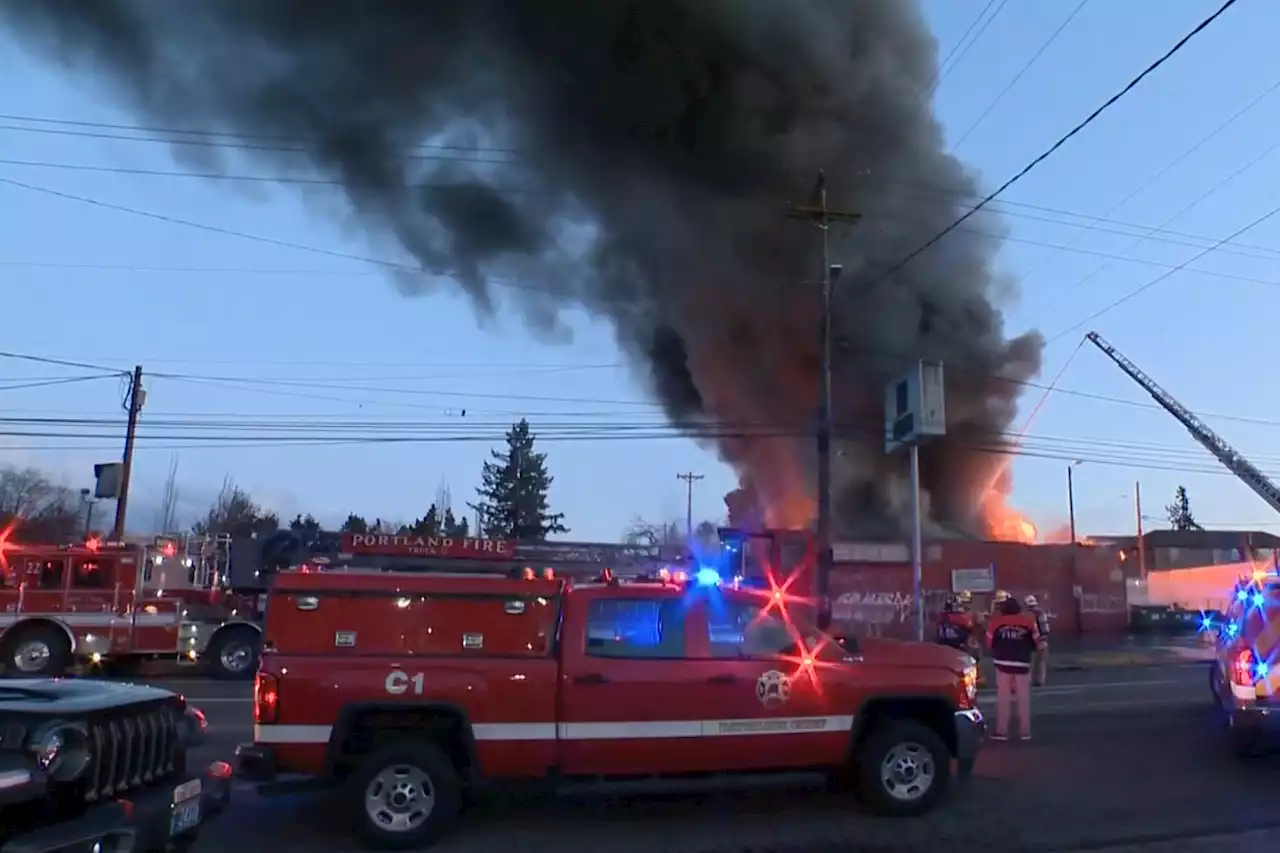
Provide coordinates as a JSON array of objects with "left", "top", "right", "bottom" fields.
[{"left": 384, "top": 671, "right": 426, "bottom": 695}]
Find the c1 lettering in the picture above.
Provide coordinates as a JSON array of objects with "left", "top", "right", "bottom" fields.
[{"left": 384, "top": 671, "right": 426, "bottom": 695}]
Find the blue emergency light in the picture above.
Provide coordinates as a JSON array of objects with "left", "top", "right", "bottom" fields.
[{"left": 694, "top": 567, "right": 722, "bottom": 587}]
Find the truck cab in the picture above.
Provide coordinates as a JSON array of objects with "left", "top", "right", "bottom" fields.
[{"left": 239, "top": 564, "right": 983, "bottom": 849}]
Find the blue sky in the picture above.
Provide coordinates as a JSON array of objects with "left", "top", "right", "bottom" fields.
[{"left": 2, "top": 0, "right": 1280, "bottom": 540}]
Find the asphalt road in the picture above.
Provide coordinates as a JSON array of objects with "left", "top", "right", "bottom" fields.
[{"left": 164, "top": 663, "right": 1280, "bottom": 853}]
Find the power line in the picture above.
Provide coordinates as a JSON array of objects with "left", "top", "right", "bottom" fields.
[
  {"left": 1016, "top": 70, "right": 1280, "bottom": 297},
  {"left": 1048, "top": 195, "right": 1280, "bottom": 342},
  {"left": 1035, "top": 128, "right": 1280, "bottom": 330},
  {"left": 0, "top": 113, "right": 519, "bottom": 154},
  {"left": 0, "top": 349, "right": 126, "bottom": 374},
  {"left": 948, "top": 0, "right": 1092, "bottom": 153},
  {"left": 0, "top": 122, "right": 519, "bottom": 164},
  {"left": 0, "top": 374, "right": 121, "bottom": 392},
  {"left": 868, "top": 0, "right": 1241, "bottom": 287}
]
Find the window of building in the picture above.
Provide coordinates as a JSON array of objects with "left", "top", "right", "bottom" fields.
[
  {"left": 706, "top": 601, "right": 800, "bottom": 658},
  {"left": 585, "top": 598, "right": 686, "bottom": 659}
]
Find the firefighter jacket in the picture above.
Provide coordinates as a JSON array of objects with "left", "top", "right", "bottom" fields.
[
  {"left": 1030, "top": 606, "right": 1050, "bottom": 639},
  {"left": 935, "top": 611, "right": 975, "bottom": 649},
  {"left": 987, "top": 612, "right": 1041, "bottom": 674}
]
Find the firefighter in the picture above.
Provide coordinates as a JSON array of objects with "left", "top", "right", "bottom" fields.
[
  {"left": 935, "top": 595, "right": 976, "bottom": 652},
  {"left": 1026, "top": 594, "right": 1051, "bottom": 686},
  {"left": 986, "top": 594, "right": 1043, "bottom": 741}
]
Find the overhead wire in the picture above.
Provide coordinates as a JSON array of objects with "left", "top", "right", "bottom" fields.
[
  {"left": 863, "top": 0, "right": 1241, "bottom": 289},
  {"left": 1017, "top": 70, "right": 1280, "bottom": 299},
  {"left": 948, "top": 0, "right": 1092, "bottom": 153}
]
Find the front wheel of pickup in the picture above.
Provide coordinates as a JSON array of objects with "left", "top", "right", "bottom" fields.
[
  {"left": 348, "top": 740, "right": 462, "bottom": 850},
  {"left": 855, "top": 719, "right": 951, "bottom": 817}
]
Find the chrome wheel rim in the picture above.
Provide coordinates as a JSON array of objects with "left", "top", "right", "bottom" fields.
[
  {"left": 220, "top": 643, "right": 252, "bottom": 672},
  {"left": 13, "top": 640, "right": 51, "bottom": 673},
  {"left": 364, "top": 764, "right": 435, "bottom": 832},
  {"left": 879, "top": 742, "right": 935, "bottom": 802}
]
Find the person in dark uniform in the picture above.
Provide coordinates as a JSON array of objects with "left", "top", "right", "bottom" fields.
[
  {"left": 986, "top": 595, "right": 1043, "bottom": 741},
  {"left": 935, "top": 595, "right": 977, "bottom": 653}
]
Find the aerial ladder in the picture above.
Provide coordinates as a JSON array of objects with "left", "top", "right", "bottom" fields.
[{"left": 1085, "top": 332, "right": 1280, "bottom": 516}]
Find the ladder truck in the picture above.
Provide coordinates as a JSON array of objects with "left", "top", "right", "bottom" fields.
[{"left": 1085, "top": 331, "right": 1280, "bottom": 516}]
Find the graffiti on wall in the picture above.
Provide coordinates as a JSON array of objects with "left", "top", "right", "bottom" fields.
[{"left": 831, "top": 587, "right": 1061, "bottom": 636}]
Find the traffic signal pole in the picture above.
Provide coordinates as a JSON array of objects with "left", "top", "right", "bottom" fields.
[{"left": 110, "top": 365, "right": 144, "bottom": 541}]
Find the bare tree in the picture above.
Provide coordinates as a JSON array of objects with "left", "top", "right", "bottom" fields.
[
  {"left": 156, "top": 454, "right": 181, "bottom": 534},
  {"left": 0, "top": 466, "right": 56, "bottom": 517},
  {"left": 191, "top": 475, "right": 279, "bottom": 537},
  {"left": 622, "top": 517, "right": 683, "bottom": 547},
  {"left": 0, "top": 465, "right": 82, "bottom": 541}
]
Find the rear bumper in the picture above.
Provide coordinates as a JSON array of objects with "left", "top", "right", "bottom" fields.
[
  {"left": 0, "top": 764, "right": 230, "bottom": 853},
  {"left": 235, "top": 743, "right": 278, "bottom": 782},
  {"left": 954, "top": 708, "right": 986, "bottom": 762},
  {"left": 1229, "top": 702, "right": 1280, "bottom": 737}
]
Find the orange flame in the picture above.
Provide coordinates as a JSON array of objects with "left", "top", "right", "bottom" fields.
[{"left": 981, "top": 491, "right": 1037, "bottom": 544}]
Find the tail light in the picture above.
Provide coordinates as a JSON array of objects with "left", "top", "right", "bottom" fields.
[
  {"left": 254, "top": 672, "right": 279, "bottom": 724},
  {"left": 1230, "top": 649, "right": 1255, "bottom": 687}
]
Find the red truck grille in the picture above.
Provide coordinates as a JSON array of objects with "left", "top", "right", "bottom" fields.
[{"left": 83, "top": 704, "right": 181, "bottom": 802}]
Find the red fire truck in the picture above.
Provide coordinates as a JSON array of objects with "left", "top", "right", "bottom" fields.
[{"left": 0, "top": 526, "right": 263, "bottom": 680}]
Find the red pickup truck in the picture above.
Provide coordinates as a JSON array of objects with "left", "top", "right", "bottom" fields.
[{"left": 237, "top": 566, "right": 984, "bottom": 849}]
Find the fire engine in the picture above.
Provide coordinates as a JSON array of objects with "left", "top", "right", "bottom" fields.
[
  {"left": 236, "top": 549, "right": 984, "bottom": 850},
  {"left": 0, "top": 528, "right": 264, "bottom": 680}
]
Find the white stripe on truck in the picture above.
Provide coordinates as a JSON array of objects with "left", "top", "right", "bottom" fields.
[{"left": 254, "top": 715, "right": 855, "bottom": 746}]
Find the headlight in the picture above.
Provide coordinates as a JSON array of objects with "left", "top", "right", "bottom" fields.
[
  {"left": 27, "top": 723, "right": 90, "bottom": 782},
  {"left": 962, "top": 662, "right": 979, "bottom": 702}
]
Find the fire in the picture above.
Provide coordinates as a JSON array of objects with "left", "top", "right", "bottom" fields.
[{"left": 982, "top": 493, "right": 1038, "bottom": 544}]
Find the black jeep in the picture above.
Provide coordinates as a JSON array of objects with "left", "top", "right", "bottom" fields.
[{"left": 0, "top": 679, "right": 230, "bottom": 853}]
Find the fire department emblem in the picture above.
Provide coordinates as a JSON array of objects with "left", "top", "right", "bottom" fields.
[{"left": 756, "top": 669, "right": 791, "bottom": 708}]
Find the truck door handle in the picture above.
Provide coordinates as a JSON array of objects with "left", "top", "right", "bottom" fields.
[
  {"left": 573, "top": 673, "right": 609, "bottom": 685},
  {"left": 707, "top": 673, "right": 739, "bottom": 685}
]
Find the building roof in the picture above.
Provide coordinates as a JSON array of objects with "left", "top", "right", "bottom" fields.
[{"left": 1085, "top": 529, "right": 1280, "bottom": 549}]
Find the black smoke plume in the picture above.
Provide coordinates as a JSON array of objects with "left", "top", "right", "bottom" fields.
[{"left": 2, "top": 0, "right": 1043, "bottom": 537}]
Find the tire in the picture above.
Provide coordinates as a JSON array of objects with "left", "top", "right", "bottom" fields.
[
  {"left": 347, "top": 740, "right": 462, "bottom": 850},
  {"left": 0, "top": 624, "right": 71, "bottom": 678},
  {"left": 205, "top": 626, "right": 260, "bottom": 681},
  {"left": 855, "top": 719, "right": 952, "bottom": 817}
]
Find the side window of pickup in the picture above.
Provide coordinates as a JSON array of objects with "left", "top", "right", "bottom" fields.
[
  {"left": 706, "top": 601, "right": 796, "bottom": 658},
  {"left": 586, "top": 598, "right": 686, "bottom": 658}
]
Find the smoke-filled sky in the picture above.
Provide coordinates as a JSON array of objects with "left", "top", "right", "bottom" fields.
[
  {"left": 0, "top": 0, "right": 1046, "bottom": 537},
  {"left": 3, "top": 2, "right": 1278, "bottom": 539}
]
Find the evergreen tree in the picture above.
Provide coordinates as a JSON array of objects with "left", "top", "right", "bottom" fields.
[
  {"left": 469, "top": 419, "right": 568, "bottom": 539},
  {"left": 340, "top": 514, "right": 369, "bottom": 534},
  {"left": 1165, "top": 485, "right": 1198, "bottom": 531},
  {"left": 442, "top": 506, "right": 469, "bottom": 537},
  {"left": 289, "top": 513, "right": 321, "bottom": 532},
  {"left": 408, "top": 504, "right": 440, "bottom": 535}
]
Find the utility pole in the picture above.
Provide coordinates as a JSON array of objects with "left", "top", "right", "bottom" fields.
[
  {"left": 676, "top": 472, "right": 704, "bottom": 540},
  {"left": 110, "top": 365, "right": 145, "bottom": 542},
  {"left": 1067, "top": 461, "right": 1081, "bottom": 544},
  {"left": 787, "top": 171, "right": 860, "bottom": 629},
  {"left": 1134, "top": 480, "right": 1147, "bottom": 581}
]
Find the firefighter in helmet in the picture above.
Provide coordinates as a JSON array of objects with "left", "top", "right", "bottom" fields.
[{"left": 935, "top": 592, "right": 977, "bottom": 654}]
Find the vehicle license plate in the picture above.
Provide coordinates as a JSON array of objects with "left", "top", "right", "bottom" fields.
[{"left": 170, "top": 779, "right": 202, "bottom": 836}]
